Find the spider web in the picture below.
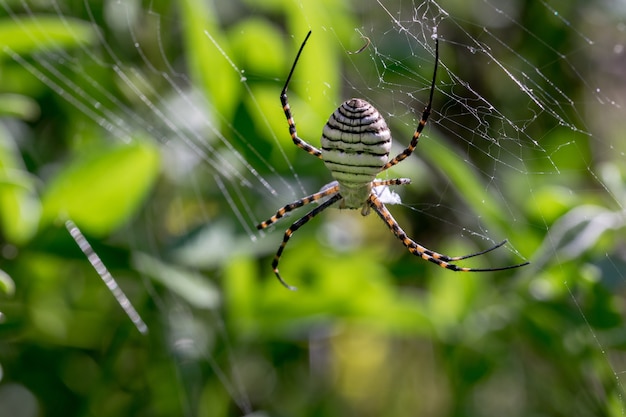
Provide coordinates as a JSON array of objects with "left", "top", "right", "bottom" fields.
[
  {"left": 1, "top": 0, "right": 625, "bottom": 416},
  {"left": 344, "top": 1, "right": 615, "bottom": 229}
]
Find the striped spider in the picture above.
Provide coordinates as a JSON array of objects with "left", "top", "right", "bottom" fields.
[{"left": 258, "top": 31, "right": 529, "bottom": 290}]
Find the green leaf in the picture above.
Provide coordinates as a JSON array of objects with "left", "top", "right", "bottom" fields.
[
  {"left": 133, "top": 253, "right": 220, "bottom": 310},
  {"left": 0, "top": 124, "right": 41, "bottom": 244},
  {"left": 228, "top": 19, "right": 285, "bottom": 79},
  {"left": 532, "top": 204, "right": 622, "bottom": 270},
  {"left": 0, "top": 269, "right": 15, "bottom": 297},
  {"left": 41, "top": 140, "right": 160, "bottom": 236},
  {"left": 0, "top": 16, "right": 95, "bottom": 55},
  {"left": 179, "top": 0, "right": 240, "bottom": 125},
  {"left": 0, "top": 94, "right": 40, "bottom": 120}
]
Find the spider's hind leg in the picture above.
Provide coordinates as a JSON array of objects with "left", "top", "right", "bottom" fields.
[
  {"left": 368, "top": 193, "right": 529, "bottom": 272},
  {"left": 270, "top": 193, "right": 342, "bottom": 290}
]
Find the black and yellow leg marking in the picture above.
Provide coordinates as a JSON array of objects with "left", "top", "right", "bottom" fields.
[
  {"left": 372, "top": 178, "right": 411, "bottom": 187},
  {"left": 368, "top": 193, "right": 529, "bottom": 272},
  {"left": 281, "top": 30, "right": 323, "bottom": 159},
  {"left": 383, "top": 38, "right": 439, "bottom": 171},
  {"left": 272, "top": 193, "right": 343, "bottom": 290},
  {"left": 257, "top": 183, "right": 340, "bottom": 230}
]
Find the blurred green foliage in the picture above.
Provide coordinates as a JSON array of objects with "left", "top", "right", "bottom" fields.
[{"left": 1, "top": 1, "right": 626, "bottom": 417}]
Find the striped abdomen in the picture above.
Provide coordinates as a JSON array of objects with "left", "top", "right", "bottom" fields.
[{"left": 321, "top": 98, "right": 391, "bottom": 209}]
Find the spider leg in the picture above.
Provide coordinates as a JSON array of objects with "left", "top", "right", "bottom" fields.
[
  {"left": 366, "top": 178, "right": 411, "bottom": 214},
  {"left": 372, "top": 178, "right": 411, "bottom": 187},
  {"left": 271, "top": 193, "right": 343, "bottom": 290},
  {"left": 257, "top": 183, "right": 340, "bottom": 230},
  {"left": 383, "top": 38, "right": 439, "bottom": 171},
  {"left": 368, "top": 193, "right": 529, "bottom": 272},
  {"left": 281, "top": 30, "right": 323, "bottom": 159}
]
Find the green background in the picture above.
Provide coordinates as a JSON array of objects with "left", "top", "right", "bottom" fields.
[{"left": 1, "top": 0, "right": 625, "bottom": 416}]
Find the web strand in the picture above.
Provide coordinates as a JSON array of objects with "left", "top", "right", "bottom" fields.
[{"left": 65, "top": 220, "right": 148, "bottom": 335}]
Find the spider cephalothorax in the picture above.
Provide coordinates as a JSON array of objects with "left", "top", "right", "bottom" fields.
[{"left": 257, "top": 31, "right": 528, "bottom": 290}]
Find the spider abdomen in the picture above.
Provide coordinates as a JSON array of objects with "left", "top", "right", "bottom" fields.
[{"left": 321, "top": 99, "right": 391, "bottom": 187}]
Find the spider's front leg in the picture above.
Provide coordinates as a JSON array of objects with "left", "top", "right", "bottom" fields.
[
  {"left": 383, "top": 37, "right": 439, "bottom": 171},
  {"left": 281, "top": 30, "right": 323, "bottom": 159},
  {"left": 362, "top": 178, "right": 411, "bottom": 215},
  {"left": 257, "top": 183, "right": 340, "bottom": 230}
]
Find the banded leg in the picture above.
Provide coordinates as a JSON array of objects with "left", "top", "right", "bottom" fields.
[
  {"left": 281, "top": 30, "right": 323, "bottom": 159},
  {"left": 372, "top": 178, "right": 411, "bottom": 187},
  {"left": 257, "top": 183, "right": 340, "bottom": 230},
  {"left": 368, "top": 193, "right": 529, "bottom": 271},
  {"left": 383, "top": 38, "right": 439, "bottom": 171},
  {"left": 272, "top": 193, "right": 343, "bottom": 290}
]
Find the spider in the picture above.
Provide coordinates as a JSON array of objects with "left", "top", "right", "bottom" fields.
[{"left": 257, "top": 31, "right": 529, "bottom": 290}]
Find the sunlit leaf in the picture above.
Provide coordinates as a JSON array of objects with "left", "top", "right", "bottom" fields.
[
  {"left": 41, "top": 140, "right": 160, "bottom": 236},
  {"left": 0, "top": 124, "right": 41, "bottom": 244},
  {"left": 229, "top": 19, "right": 285, "bottom": 79},
  {"left": 179, "top": 0, "right": 240, "bottom": 125},
  {"left": 532, "top": 205, "right": 624, "bottom": 270},
  {"left": 0, "top": 269, "right": 15, "bottom": 297},
  {"left": 0, "top": 17, "right": 94, "bottom": 55},
  {"left": 0, "top": 94, "right": 40, "bottom": 120}
]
